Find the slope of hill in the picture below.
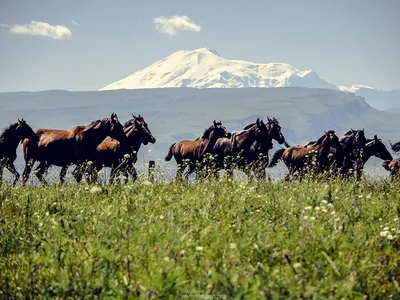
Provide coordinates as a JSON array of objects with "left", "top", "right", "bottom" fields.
[{"left": 99, "top": 48, "right": 338, "bottom": 91}]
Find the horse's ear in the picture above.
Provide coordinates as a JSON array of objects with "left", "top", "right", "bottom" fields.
[
  {"left": 17, "top": 119, "right": 21, "bottom": 125},
  {"left": 213, "top": 120, "right": 217, "bottom": 126},
  {"left": 111, "top": 113, "right": 119, "bottom": 122},
  {"left": 256, "top": 118, "right": 260, "bottom": 126},
  {"left": 374, "top": 134, "right": 378, "bottom": 141},
  {"left": 131, "top": 113, "right": 136, "bottom": 119}
]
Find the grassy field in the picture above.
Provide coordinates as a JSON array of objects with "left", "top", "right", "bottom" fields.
[{"left": 1, "top": 179, "right": 400, "bottom": 299}]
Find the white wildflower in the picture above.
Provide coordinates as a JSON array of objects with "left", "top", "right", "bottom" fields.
[
  {"left": 321, "top": 200, "right": 328, "bottom": 205},
  {"left": 304, "top": 206, "right": 312, "bottom": 211},
  {"left": 293, "top": 263, "right": 302, "bottom": 269},
  {"left": 196, "top": 246, "right": 204, "bottom": 251},
  {"left": 230, "top": 243, "right": 237, "bottom": 249},
  {"left": 387, "top": 234, "right": 394, "bottom": 240},
  {"left": 380, "top": 231, "right": 388, "bottom": 237}
]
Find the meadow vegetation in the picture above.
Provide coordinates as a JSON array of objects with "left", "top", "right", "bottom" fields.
[{"left": 1, "top": 178, "right": 400, "bottom": 299}]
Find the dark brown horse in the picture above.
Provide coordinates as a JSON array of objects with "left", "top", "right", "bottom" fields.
[
  {"left": 300, "top": 129, "right": 366, "bottom": 178},
  {"left": 236, "top": 117, "right": 288, "bottom": 180},
  {"left": 268, "top": 130, "right": 342, "bottom": 180},
  {"left": 206, "top": 118, "right": 272, "bottom": 179},
  {"left": 22, "top": 113, "right": 127, "bottom": 185},
  {"left": 165, "top": 121, "right": 231, "bottom": 181},
  {"left": 0, "top": 119, "right": 38, "bottom": 185},
  {"left": 86, "top": 114, "right": 156, "bottom": 184}
]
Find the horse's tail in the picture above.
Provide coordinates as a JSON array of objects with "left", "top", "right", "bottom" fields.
[
  {"left": 268, "top": 148, "right": 285, "bottom": 168},
  {"left": 165, "top": 143, "right": 176, "bottom": 161}
]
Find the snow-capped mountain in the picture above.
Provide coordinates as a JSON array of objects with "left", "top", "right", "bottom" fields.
[
  {"left": 99, "top": 47, "right": 338, "bottom": 91},
  {"left": 99, "top": 47, "right": 399, "bottom": 111}
]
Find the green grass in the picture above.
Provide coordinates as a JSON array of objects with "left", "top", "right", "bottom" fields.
[{"left": 1, "top": 179, "right": 400, "bottom": 299}]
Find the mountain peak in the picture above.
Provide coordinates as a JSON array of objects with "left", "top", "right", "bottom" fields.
[{"left": 99, "top": 48, "right": 338, "bottom": 91}]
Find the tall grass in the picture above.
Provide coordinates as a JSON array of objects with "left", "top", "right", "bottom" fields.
[{"left": 1, "top": 179, "right": 400, "bottom": 298}]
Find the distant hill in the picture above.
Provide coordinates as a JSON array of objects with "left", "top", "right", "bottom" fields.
[{"left": 0, "top": 87, "right": 398, "bottom": 180}]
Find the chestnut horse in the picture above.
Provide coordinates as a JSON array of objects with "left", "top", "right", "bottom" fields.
[
  {"left": 0, "top": 119, "right": 38, "bottom": 185},
  {"left": 85, "top": 114, "right": 156, "bottom": 184},
  {"left": 22, "top": 113, "right": 127, "bottom": 185},
  {"left": 268, "top": 130, "right": 342, "bottom": 180},
  {"left": 165, "top": 121, "right": 231, "bottom": 181}
]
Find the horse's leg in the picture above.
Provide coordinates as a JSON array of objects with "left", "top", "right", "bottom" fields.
[
  {"left": 128, "top": 165, "right": 138, "bottom": 182},
  {"left": 6, "top": 163, "right": 20, "bottom": 186},
  {"left": 33, "top": 161, "right": 48, "bottom": 185},
  {"left": 22, "top": 159, "right": 35, "bottom": 186},
  {"left": 0, "top": 160, "right": 5, "bottom": 186},
  {"left": 59, "top": 166, "right": 68, "bottom": 184},
  {"left": 72, "top": 164, "right": 84, "bottom": 183}
]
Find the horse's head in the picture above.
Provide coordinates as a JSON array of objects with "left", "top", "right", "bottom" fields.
[
  {"left": 347, "top": 128, "right": 366, "bottom": 150},
  {"left": 107, "top": 113, "right": 127, "bottom": 143},
  {"left": 15, "top": 118, "right": 38, "bottom": 142},
  {"left": 127, "top": 113, "right": 156, "bottom": 145},
  {"left": 253, "top": 118, "right": 269, "bottom": 142},
  {"left": 366, "top": 135, "right": 393, "bottom": 161},
  {"left": 323, "top": 130, "right": 341, "bottom": 148},
  {"left": 266, "top": 117, "right": 285, "bottom": 144},
  {"left": 211, "top": 120, "right": 231, "bottom": 140}
]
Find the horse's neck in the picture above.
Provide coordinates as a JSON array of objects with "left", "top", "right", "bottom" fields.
[
  {"left": 316, "top": 138, "right": 331, "bottom": 157},
  {"left": 80, "top": 127, "right": 110, "bottom": 147},
  {"left": 362, "top": 144, "right": 374, "bottom": 163},
  {"left": 127, "top": 131, "right": 142, "bottom": 152},
  {"left": 235, "top": 128, "right": 255, "bottom": 150},
  {"left": 201, "top": 132, "right": 222, "bottom": 155}
]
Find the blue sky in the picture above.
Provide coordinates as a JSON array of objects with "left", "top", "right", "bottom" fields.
[{"left": 0, "top": 0, "right": 399, "bottom": 92}]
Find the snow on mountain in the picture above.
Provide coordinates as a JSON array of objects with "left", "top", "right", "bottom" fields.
[
  {"left": 338, "top": 84, "right": 375, "bottom": 93},
  {"left": 99, "top": 47, "right": 338, "bottom": 91}
]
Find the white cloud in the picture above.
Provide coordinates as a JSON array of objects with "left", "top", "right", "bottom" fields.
[
  {"left": 153, "top": 15, "right": 201, "bottom": 36},
  {"left": 72, "top": 20, "right": 80, "bottom": 26},
  {"left": 1, "top": 21, "right": 72, "bottom": 40}
]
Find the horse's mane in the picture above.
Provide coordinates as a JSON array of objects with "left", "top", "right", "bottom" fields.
[
  {"left": 200, "top": 125, "right": 214, "bottom": 139},
  {"left": 124, "top": 119, "right": 134, "bottom": 128},
  {"left": 0, "top": 123, "right": 18, "bottom": 140},
  {"left": 313, "top": 130, "right": 335, "bottom": 146},
  {"left": 243, "top": 123, "right": 256, "bottom": 130},
  {"left": 84, "top": 118, "right": 110, "bottom": 131},
  {"left": 243, "top": 117, "right": 280, "bottom": 130}
]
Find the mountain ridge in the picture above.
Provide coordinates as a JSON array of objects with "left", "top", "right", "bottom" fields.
[{"left": 99, "top": 47, "right": 399, "bottom": 111}]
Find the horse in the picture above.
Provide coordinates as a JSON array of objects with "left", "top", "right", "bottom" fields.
[
  {"left": 0, "top": 119, "right": 38, "bottom": 186},
  {"left": 205, "top": 118, "right": 272, "bottom": 179},
  {"left": 22, "top": 113, "right": 128, "bottom": 185},
  {"left": 165, "top": 120, "right": 231, "bottom": 181},
  {"left": 268, "top": 130, "right": 342, "bottom": 180},
  {"left": 85, "top": 114, "right": 156, "bottom": 184},
  {"left": 389, "top": 140, "right": 400, "bottom": 154},
  {"left": 382, "top": 158, "right": 400, "bottom": 180},
  {"left": 300, "top": 129, "right": 366, "bottom": 178},
  {"left": 235, "top": 117, "right": 289, "bottom": 180}
]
